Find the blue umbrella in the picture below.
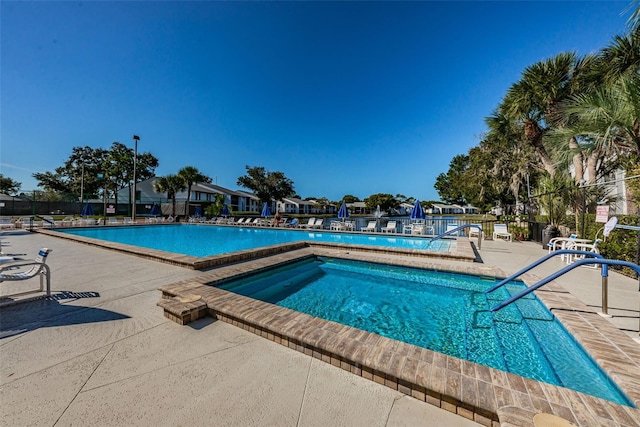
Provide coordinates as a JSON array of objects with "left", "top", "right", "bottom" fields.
[
  {"left": 338, "top": 201, "right": 349, "bottom": 220},
  {"left": 410, "top": 200, "right": 425, "bottom": 220},
  {"left": 149, "top": 203, "right": 160, "bottom": 216},
  {"left": 194, "top": 205, "right": 203, "bottom": 217},
  {"left": 261, "top": 202, "right": 271, "bottom": 218},
  {"left": 221, "top": 204, "right": 230, "bottom": 217},
  {"left": 81, "top": 202, "right": 94, "bottom": 217}
]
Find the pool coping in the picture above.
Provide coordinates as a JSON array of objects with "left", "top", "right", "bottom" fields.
[
  {"left": 36, "top": 225, "right": 476, "bottom": 269},
  {"left": 157, "top": 248, "right": 640, "bottom": 427}
]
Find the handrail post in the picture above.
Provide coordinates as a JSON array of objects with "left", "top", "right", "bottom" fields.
[{"left": 601, "top": 275, "right": 610, "bottom": 317}]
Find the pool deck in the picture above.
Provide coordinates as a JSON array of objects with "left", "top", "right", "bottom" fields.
[{"left": 1, "top": 229, "right": 639, "bottom": 426}]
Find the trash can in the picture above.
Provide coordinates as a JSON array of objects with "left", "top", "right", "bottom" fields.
[{"left": 541, "top": 225, "right": 559, "bottom": 249}]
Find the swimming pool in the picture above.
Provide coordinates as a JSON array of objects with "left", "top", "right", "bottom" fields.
[
  {"left": 59, "top": 224, "right": 451, "bottom": 257},
  {"left": 217, "top": 256, "right": 633, "bottom": 407}
]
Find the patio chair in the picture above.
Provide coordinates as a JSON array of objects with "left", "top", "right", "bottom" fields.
[
  {"left": 310, "top": 218, "right": 324, "bottom": 229},
  {"left": 446, "top": 223, "right": 461, "bottom": 236},
  {"left": 468, "top": 224, "right": 483, "bottom": 239},
  {"left": 381, "top": 221, "right": 397, "bottom": 233},
  {"left": 0, "top": 248, "right": 53, "bottom": 297},
  {"left": 566, "top": 239, "right": 601, "bottom": 267},
  {"left": 302, "top": 218, "right": 316, "bottom": 229},
  {"left": 492, "top": 224, "right": 512, "bottom": 241},
  {"left": 287, "top": 218, "right": 299, "bottom": 228},
  {"left": 361, "top": 221, "right": 377, "bottom": 233}
]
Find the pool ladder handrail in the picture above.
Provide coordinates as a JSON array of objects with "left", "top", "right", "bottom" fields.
[
  {"left": 429, "top": 224, "right": 483, "bottom": 249},
  {"left": 485, "top": 249, "right": 604, "bottom": 294},
  {"left": 488, "top": 255, "right": 640, "bottom": 313}
]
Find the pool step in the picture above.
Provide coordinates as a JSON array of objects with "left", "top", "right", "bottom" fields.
[{"left": 157, "top": 293, "right": 207, "bottom": 325}]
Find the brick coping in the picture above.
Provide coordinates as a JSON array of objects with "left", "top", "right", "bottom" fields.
[{"left": 157, "top": 248, "right": 640, "bottom": 427}]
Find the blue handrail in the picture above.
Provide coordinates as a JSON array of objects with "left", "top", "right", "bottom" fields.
[
  {"left": 429, "top": 224, "right": 482, "bottom": 241},
  {"left": 485, "top": 249, "right": 604, "bottom": 294},
  {"left": 490, "top": 258, "right": 640, "bottom": 312}
]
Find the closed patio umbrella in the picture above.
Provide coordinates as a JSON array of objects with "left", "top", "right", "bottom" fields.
[
  {"left": 194, "top": 205, "right": 203, "bottom": 217},
  {"left": 221, "top": 204, "right": 230, "bottom": 217},
  {"left": 149, "top": 203, "right": 160, "bottom": 217},
  {"left": 338, "top": 201, "right": 349, "bottom": 221},
  {"left": 410, "top": 200, "right": 425, "bottom": 220},
  {"left": 81, "top": 202, "right": 94, "bottom": 217},
  {"left": 261, "top": 202, "right": 271, "bottom": 218}
]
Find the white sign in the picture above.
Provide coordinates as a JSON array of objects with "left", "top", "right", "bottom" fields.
[
  {"left": 595, "top": 205, "right": 610, "bottom": 223},
  {"left": 106, "top": 208, "right": 116, "bottom": 214}
]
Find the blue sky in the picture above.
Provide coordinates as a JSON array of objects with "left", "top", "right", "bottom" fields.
[{"left": 1, "top": 1, "right": 633, "bottom": 202}]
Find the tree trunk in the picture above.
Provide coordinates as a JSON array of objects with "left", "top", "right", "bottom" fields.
[
  {"left": 586, "top": 149, "right": 601, "bottom": 184},
  {"left": 524, "top": 120, "right": 556, "bottom": 176},
  {"left": 570, "top": 137, "right": 584, "bottom": 185}
]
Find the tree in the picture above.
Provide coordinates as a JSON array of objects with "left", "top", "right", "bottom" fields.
[
  {"left": 153, "top": 174, "right": 186, "bottom": 217},
  {"left": 363, "top": 193, "right": 398, "bottom": 212},
  {"left": 177, "top": 166, "right": 212, "bottom": 214},
  {"left": 341, "top": 194, "right": 360, "bottom": 203},
  {"left": 236, "top": 166, "right": 295, "bottom": 203},
  {"left": 434, "top": 155, "right": 470, "bottom": 205},
  {"left": 0, "top": 174, "right": 21, "bottom": 194},
  {"left": 33, "top": 143, "right": 158, "bottom": 203}
]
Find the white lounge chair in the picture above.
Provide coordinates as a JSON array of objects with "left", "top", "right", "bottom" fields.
[
  {"left": 0, "top": 248, "right": 53, "bottom": 297},
  {"left": 302, "top": 218, "right": 316, "bottom": 229},
  {"left": 492, "top": 224, "right": 512, "bottom": 241},
  {"left": 381, "top": 221, "right": 397, "bottom": 233},
  {"left": 468, "top": 224, "right": 483, "bottom": 239},
  {"left": 361, "top": 221, "right": 377, "bottom": 233},
  {"left": 446, "top": 223, "right": 461, "bottom": 236},
  {"left": 309, "top": 218, "right": 324, "bottom": 229}
]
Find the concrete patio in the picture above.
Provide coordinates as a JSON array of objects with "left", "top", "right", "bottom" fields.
[{"left": 1, "top": 228, "right": 638, "bottom": 426}]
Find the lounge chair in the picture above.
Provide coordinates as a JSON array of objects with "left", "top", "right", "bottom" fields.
[
  {"left": 381, "top": 221, "right": 397, "bottom": 233},
  {"left": 108, "top": 217, "right": 122, "bottom": 225},
  {"left": 0, "top": 248, "right": 53, "bottom": 297},
  {"left": 302, "top": 218, "right": 316, "bottom": 229},
  {"left": 361, "top": 221, "right": 377, "bottom": 233},
  {"left": 446, "top": 223, "right": 461, "bottom": 236},
  {"left": 0, "top": 218, "right": 16, "bottom": 230},
  {"left": 492, "top": 224, "right": 512, "bottom": 241},
  {"left": 468, "top": 224, "right": 483, "bottom": 239},
  {"left": 309, "top": 218, "right": 324, "bottom": 229},
  {"left": 287, "top": 218, "right": 299, "bottom": 228}
]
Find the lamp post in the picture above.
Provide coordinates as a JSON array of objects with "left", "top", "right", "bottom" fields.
[
  {"left": 132, "top": 135, "right": 140, "bottom": 222},
  {"left": 579, "top": 179, "right": 586, "bottom": 238}
]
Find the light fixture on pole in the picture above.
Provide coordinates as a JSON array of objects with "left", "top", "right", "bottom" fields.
[
  {"left": 579, "top": 179, "right": 586, "bottom": 238},
  {"left": 132, "top": 135, "right": 140, "bottom": 222}
]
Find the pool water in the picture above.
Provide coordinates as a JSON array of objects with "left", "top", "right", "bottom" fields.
[
  {"left": 218, "top": 257, "right": 633, "bottom": 406},
  {"left": 60, "top": 224, "right": 450, "bottom": 257}
]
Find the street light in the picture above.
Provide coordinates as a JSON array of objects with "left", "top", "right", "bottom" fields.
[
  {"left": 579, "top": 179, "right": 586, "bottom": 238},
  {"left": 132, "top": 135, "right": 140, "bottom": 222}
]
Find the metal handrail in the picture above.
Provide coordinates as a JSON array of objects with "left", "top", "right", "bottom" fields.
[
  {"left": 429, "top": 224, "right": 483, "bottom": 249},
  {"left": 490, "top": 258, "right": 640, "bottom": 313},
  {"left": 485, "top": 249, "right": 604, "bottom": 294}
]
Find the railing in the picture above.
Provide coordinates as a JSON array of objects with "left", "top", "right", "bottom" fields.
[
  {"left": 36, "top": 215, "right": 56, "bottom": 229},
  {"left": 428, "top": 224, "right": 483, "bottom": 249},
  {"left": 485, "top": 249, "right": 604, "bottom": 294},
  {"left": 488, "top": 255, "right": 640, "bottom": 315}
]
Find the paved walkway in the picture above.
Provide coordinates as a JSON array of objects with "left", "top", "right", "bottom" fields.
[{"left": 0, "top": 230, "right": 638, "bottom": 426}]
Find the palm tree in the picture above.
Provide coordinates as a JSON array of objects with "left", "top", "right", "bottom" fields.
[
  {"left": 177, "top": 166, "right": 211, "bottom": 216},
  {"left": 499, "top": 52, "right": 595, "bottom": 178},
  {"left": 153, "top": 174, "right": 186, "bottom": 217}
]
